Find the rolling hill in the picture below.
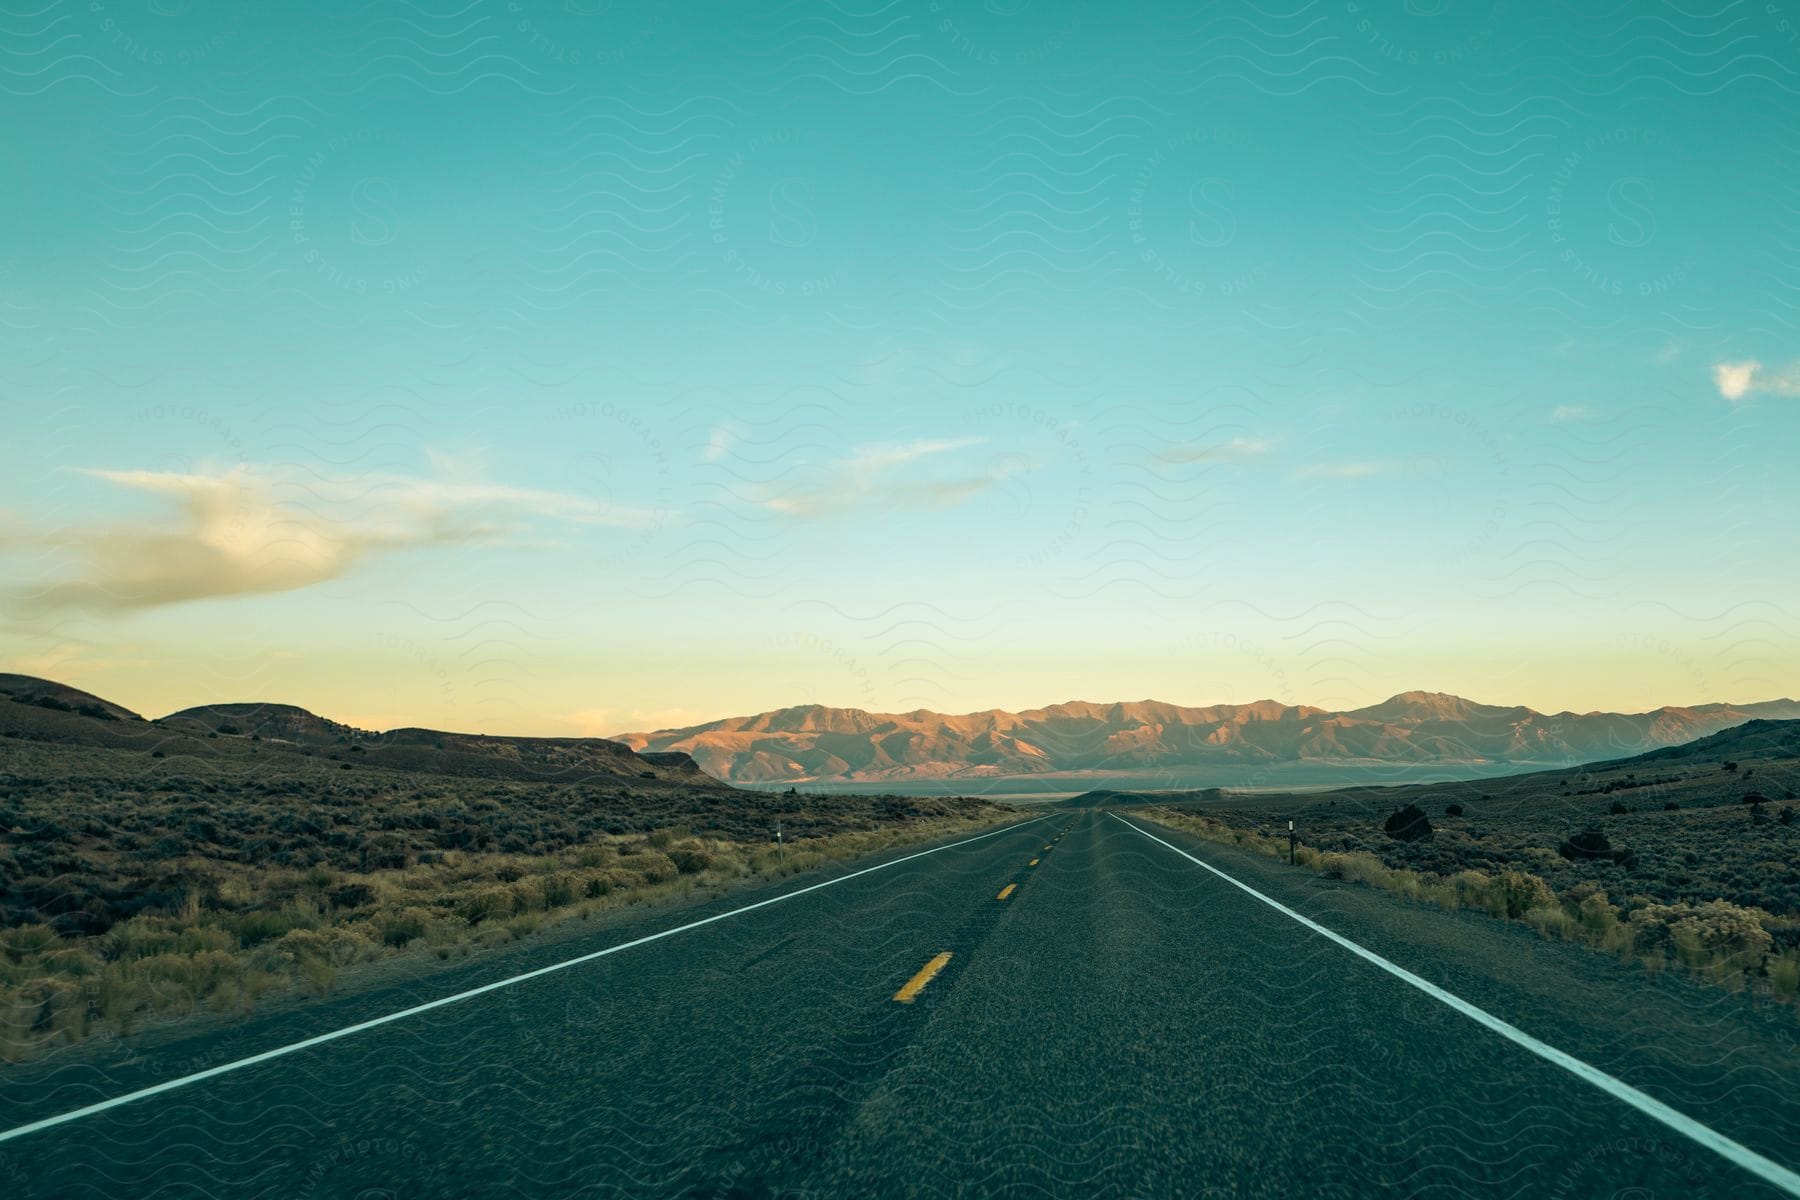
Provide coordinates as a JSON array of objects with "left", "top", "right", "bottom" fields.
[
  {"left": 616, "top": 691, "right": 1800, "bottom": 785},
  {"left": 1599, "top": 717, "right": 1800, "bottom": 768},
  {"left": 0, "top": 674, "right": 716, "bottom": 789}
]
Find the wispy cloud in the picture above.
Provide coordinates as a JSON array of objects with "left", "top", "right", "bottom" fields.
[
  {"left": 1154, "top": 437, "right": 1275, "bottom": 465},
  {"left": 1713, "top": 359, "right": 1800, "bottom": 403},
  {"left": 5, "top": 465, "right": 670, "bottom": 615},
  {"left": 762, "top": 436, "right": 1014, "bottom": 518},
  {"left": 843, "top": 437, "right": 985, "bottom": 470},
  {"left": 1296, "top": 461, "right": 1390, "bottom": 480},
  {"left": 1550, "top": 405, "right": 1593, "bottom": 422},
  {"left": 701, "top": 424, "right": 740, "bottom": 463}
]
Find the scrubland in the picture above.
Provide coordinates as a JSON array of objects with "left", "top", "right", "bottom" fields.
[
  {"left": 1143, "top": 750, "right": 1799, "bottom": 1007},
  {"left": 0, "top": 741, "right": 1006, "bottom": 1061}
]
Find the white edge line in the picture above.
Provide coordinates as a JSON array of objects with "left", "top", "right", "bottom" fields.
[
  {"left": 1111, "top": 812, "right": 1800, "bottom": 1199},
  {"left": 0, "top": 815, "right": 1048, "bottom": 1146}
]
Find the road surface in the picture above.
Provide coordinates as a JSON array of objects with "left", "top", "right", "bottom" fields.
[{"left": 3, "top": 810, "right": 1798, "bottom": 1198}]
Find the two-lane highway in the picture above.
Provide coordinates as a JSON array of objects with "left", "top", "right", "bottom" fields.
[{"left": 3, "top": 810, "right": 1798, "bottom": 1198}]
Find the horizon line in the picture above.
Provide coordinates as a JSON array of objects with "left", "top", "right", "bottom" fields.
[{"left": 6, "top": 670, "right": 1796, "bottom": 742}]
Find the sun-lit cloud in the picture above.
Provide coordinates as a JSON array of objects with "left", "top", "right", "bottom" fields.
[
  {"left": 3, "top": 464, "right": 672, "bottom": 616},
  {"left": 761, "top": 436, "right": 1015, "bottom": 518},
  {"left": 1713, "top": 359, "right": 1800, "bottom": 402},
  {"left": 1714, "top": 360, "right": 1760, "bottom": 401},
  {"left": 1155, "top": 437, "right": 1275, "bottom": 464}
]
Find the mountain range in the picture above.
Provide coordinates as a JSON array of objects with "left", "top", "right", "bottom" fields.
[
  {"left": 616, "top": 692, "right": 1800, "bottom": 785},
  {"left": 8, "top": 672, "right": 1797, "bottom": 793}
]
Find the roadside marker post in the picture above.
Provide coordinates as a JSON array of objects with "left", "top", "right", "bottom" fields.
[{"left": 1288, "top": 819, "right": 1295, "bottom": 865}]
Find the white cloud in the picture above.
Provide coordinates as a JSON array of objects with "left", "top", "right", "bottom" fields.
[
  {"left": 1713, "top": 359, "right": 1800, "bottom": 403},
  {"left": 762, "top": 436, "right": 1013, "bottom": 518},
  {"left": 1156, "top": 437, "right": 1275, "bottom": 464},
  {"left": 1550, "top": 405, "right": 1593, "bottom": 422},
  {"left": 844, "top": 437, "right": 985, "bottom": 471},
  {"left": 6, "top": 464, "right": 669, "bottom": 615}
]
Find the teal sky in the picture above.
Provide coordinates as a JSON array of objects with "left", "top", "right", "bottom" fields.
[{"left": 3, "top": 0, "right": 1798, "bottom": 733}]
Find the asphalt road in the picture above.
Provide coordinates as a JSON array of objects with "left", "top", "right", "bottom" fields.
[{"left": 3, "top": 810, "right": 1799, "bottom": 1198}]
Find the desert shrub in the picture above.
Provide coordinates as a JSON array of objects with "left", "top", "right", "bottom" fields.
[
  {"left": 630, "top": 851, "right": 681, "bottom": 885},
  {"left": 538, "top": 873, "right": 578, "bottom": 909},
  {"left": 668, "top": 845, "right": 715, "bottom": 875},
  {"left": 1448, "top": 868, "right": 1555, "bottom": 919},
  {"left": 297, "top": 953, "right": 336, "bottom": 995},
  {"left": 1575, "top": 889, "right": 1618, "bottom": 931},
  {"left": 1559, "top": 829, "right": 1612, "bottom": 861},
  {"left": 1609, "top": 801, "right": 1629, "bottom": 815},
  {"left": 1449, "top": 869, "right": 1500, "bottom": 914},
  {"left": 0, "top": 924, "right": 62, "bottom": 964},
  {"left": 1497, "top": 870, "right": 1556, "bottom": 919},
  {"left": 582, "top": 868, "right": 644, "bottom": 898},
  {"left": 1629, "top": 900, "right": 1773, "bottom": 976},
  {"left": 506, "top": 880, "right": 546, "bottom": 914},
  {"left": 1782, "top": 807, "right": 1795, "bottom": 826},
  {"left": 1771, "top": 951, "right": 1800, "bottom": 998},
  {"left": 378, "top": 910, "right": 429, "bottom": 947},
  {"left": 1664, "top": 801, "right": 1680, "bottom": 811},
  {"left": 327, "top": 883, "right": 375, "bottom": 910},
  {"left": 1526, "top": 906, "right": 1580, "bottom": 939},
  {"left": 1744, "top": 792, "right": 1769, "bottom": 806},
  {"left": 456, "top": 888, "right": 514, "bottom": 925},
  {"left": 1384, "top": 804, "right": 1433, "bottom": 842},
  {"left": 231, "top": 908, "right": 318, "bottom": 948},
  {"left": 1444, "top": 804, "right": 1464, "bottom": 817}
]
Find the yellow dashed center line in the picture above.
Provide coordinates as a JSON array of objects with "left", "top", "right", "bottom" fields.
[
  {"left": 893, "top": 952, "right": 953, "bottom": 1003},
  {"left": 997, "top": 883, "right": 1017, "bottom": 900},
  {"left": 1028, "top": 858, "right": 1039, "bottom": 867}
]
